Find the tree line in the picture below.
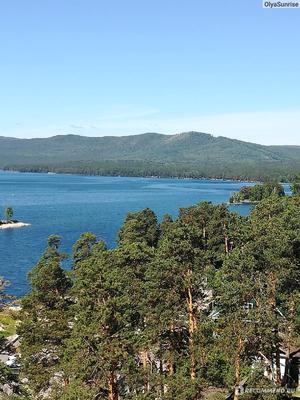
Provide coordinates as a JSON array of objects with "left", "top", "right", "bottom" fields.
[
  {"left": 3, "top": 160, "right": 300, "bottom": 182},
  {"left": 1, "top": 177, "right": 300, "bottom": 399}
]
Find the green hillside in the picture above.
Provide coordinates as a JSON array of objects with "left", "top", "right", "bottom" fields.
[{"left": 1, "top": 131, "right": 300, "bottom": 180}]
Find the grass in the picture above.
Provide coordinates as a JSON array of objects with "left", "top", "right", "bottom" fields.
[{"left": 0, "top": 310, "right": 18, "bottom": 338}]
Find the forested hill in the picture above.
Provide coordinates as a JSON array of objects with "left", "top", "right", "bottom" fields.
[{"left": 1, "top": 131, "right": 300, "bottom": 180}]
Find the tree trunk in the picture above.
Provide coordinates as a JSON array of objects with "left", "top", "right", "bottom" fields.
[
  {"left": 287, "top": 299, "right": 295, "bottom": 356},
  {"left": 284, "top": 299, "right": 295, "bottom": 386},
  {"left": 275, "top": 339, "right": 282, "bottom": 385},
  {"left": 168, "top": 356, "right": 174, "bottom": 376},
  {"left": 168, "top": 323, "right": 175, "bottom": 376},
  {"left": 224, "top": 236, "right": 229, "bottom": 254},
  {"left": 233, "top": 336, "right": 243, "bottom": 400},
  {"left": 223, "top": 222, "right": 229, "bottom": 254},
  {"left": 141, "top": 349, "right": 150, "bottom": 392},
  {"left": 268, "top": 272, "right": 281, "bottom": 384},
  {"left": 159, "top": 358, "right": 164, "bottom": 396},
  {"left": 108, "top": 370, "right": 117, "bottom": 400},
  {"left": 186, "top": 274, "right": 197, "bottom": 381},
  {"left": 269, "top": 272, "right": 277, "bottom": 310}
]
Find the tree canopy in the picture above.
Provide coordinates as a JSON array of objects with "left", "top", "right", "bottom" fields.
[
  {"left": 4, "top": 207, "right": 14, "bottom": 221},
  {"left": 229, "top": 182, "right": 285, "bottom": 203},
  {"left": 1, "top": 188, "right": 298, "bottom": 400}
]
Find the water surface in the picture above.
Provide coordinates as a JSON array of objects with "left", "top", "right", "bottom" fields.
[{"left": 0, "top": 172, "right": 252, "bottom": 296}]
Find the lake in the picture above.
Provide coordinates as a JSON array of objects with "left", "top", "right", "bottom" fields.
[{"left": 0, "top": 172, "right": 252, "bottom": 297}]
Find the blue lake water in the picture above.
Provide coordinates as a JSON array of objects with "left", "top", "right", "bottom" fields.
[{"left": 0, "top": 172, "right": 253, "bottom": 297}]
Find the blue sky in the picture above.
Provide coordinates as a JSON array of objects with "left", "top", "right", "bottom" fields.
[{"left": 0, "top": 0, "right": 299, "bottom": 144}]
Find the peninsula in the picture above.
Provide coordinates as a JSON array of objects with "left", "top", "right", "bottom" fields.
[{"left": 229, "top": 181, "right": 285, "bottom": 204}]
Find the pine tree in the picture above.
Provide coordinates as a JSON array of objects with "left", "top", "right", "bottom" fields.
[
  {"left": 159, "top": 213, "right": 173, "bottom": 236},
  {"left": 18, "top": 235, "right": 71, "bottom": 396},
  {"left": 249, "top": 197, "right": 294, "bottom": 385},
  {"left": 14, "top": 197, "right": 300, "bottom": 399},
  {"left": 118, "top": 208, "right": 160, "bottom": 247},
  {"left": 144, "top": 203, "right": 229, "bottom": 399},
  {"left": 62, "top": 237, "right": 155, "bottom": 400},
  {"left": 214, "top": 248, "right": 260, "bottom": 398},
  {"left": 72, "top": 232, "right": 97, "bottom": 268}
]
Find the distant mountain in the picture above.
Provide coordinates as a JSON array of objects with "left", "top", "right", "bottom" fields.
[{"left": 1, "top": 132, "right": 300, "bottom": 180}]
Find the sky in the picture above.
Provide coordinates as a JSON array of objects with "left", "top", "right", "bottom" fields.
[{"left": 0, "top": 0, "right": 299, "bottom": 145}]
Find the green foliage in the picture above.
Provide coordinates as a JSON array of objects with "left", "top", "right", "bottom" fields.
[
  {"left": 18, "top": 235, "right": 72, "bottom": 395},
  {"left": 0, "top": 363, "right": 16, "bottom": 385},
  {"left": 1, "top": 132, "right": 300, "bottom": 181},
  {"left": 0, "top": 312, "right": 17, "bottom": 337},
  {"left": 0, "top": 278, "right": 9, "bottom": 308},
  {"left": 13, "top": 196, "right": 300, "bottom": 399},
  {"left": 118, "top": 208, "right": 160, "bottom": 247},
  {"left": 292, "top": 173, "right": 300, "bottom": 195},
  {"left": 4, "top": 207, "right": 13, "bottom": 221},
  {"left": 62, "top": 238, "right": 156, "bottom": 400},
  {"left": 229, "top": 182, "right": 285, "bottom": 203},
  {"left": 72, "top": 232, "right": 97, "bottom": 267}
]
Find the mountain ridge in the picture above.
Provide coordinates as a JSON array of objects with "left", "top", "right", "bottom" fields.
[{"left": 1, "top": 131, "right": 300, "bottom": 180}]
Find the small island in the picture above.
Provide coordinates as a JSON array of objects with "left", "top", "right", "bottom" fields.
[
  {"left": 0, "top": 207, "right": 30, "bottom": 229},
  {"left": 229, "top": 181, "right": 285, "bottom": 204}
]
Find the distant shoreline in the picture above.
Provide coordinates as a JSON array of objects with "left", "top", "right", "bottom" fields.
[{"left": 0, "top": 168, "right": 260, "bottom": 184}]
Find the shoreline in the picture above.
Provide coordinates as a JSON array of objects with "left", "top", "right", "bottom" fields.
[
  {"left": 0, "top": 169, "right": 261, "bottom": 184},
  {"left": 228, "top": 201, "right": 258, "bottom": 205},
  {"left": 0, "top": 221, "right": 31, "bottom": 230}
]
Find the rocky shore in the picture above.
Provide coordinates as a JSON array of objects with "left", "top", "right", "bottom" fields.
[{"left": 0, "top": 220, "right": 30, "bottom": 229}]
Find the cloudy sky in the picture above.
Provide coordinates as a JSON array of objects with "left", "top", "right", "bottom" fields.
[{"left": 0, "top": 0, "right": 299, "bottom": 145}]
